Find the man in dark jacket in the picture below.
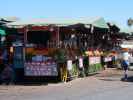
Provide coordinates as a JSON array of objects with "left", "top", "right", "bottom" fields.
[{"left": 0, "top": 64, "right": 13, "bottom": 85}]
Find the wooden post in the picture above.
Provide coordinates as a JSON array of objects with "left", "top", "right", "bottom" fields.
[
  {"left": 57, "top": 26, "right": 60, "bottom": 48},
  {"left": 91, "top": 25, "right": 94, "bottom": 48},
  {"left": 23, "top": 26, "right": 29, "bottom": 71}
]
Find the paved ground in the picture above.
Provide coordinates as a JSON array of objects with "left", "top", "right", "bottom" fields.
[{"left": 0, "top": 68, "right": 133, "bottom": 100}]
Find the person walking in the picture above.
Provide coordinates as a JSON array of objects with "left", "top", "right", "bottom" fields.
[
  {"left": 121, "top": 48, "right": 130, "bottom": 81},
  {"left": 0, "top": 64, "right": 13, "bottom": 85}
]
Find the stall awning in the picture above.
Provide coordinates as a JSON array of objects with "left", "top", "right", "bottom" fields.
[
  {"left": 108, "top": 21, "right": 133, "bottom": 34},
  {"left": 90, "top": 17, "right": 108, "bottom": 28},
  {"left": 0, "top": 29, "right": 6, "bottom": 35},
  {"left": 0, "top": 17, "right": 19, "bottom": 22},
  {"left": 120, "top": 44, "right": 133, "bottom": 48},
  {"left": 120, "top": 28, "right": 133, "bottom": 34},
  {"left": 120, "top": 40, "right": 133, "bottom": 48},
  {"left": 6, "top": 17, "right": 109, "bottom": 29}
]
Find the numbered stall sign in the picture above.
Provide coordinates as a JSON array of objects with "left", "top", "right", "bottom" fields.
[{"left": 67, "top": 60, "right": 73, "bottom": 70}]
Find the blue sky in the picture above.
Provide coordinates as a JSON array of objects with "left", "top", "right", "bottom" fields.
[{"left": 0, "top": 0, "right": 133, "bottom": 27}]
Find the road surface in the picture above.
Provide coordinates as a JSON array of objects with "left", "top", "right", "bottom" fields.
[{"left": 0, "top": 68, "right": 133, "bottom": 100}]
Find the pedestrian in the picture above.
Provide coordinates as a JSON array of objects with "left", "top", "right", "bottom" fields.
[
  {"left": 121, "top": 60, "right": 129, "bottom": 80},
  {"left": 121, "top": 48, "right": 130, "bottom": 81},
  {"left": 0, "top": 64, "right": 13, "bottom": 85},
  {"left": 2, "top": 48, "right": 8, "bottom": 64}
]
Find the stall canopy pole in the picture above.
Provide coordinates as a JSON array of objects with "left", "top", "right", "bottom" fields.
[
  {"left": 57, "top": 26, "right": 60, "bottom": 48},
  {"left": 24, "top": 26, "right": 29, "bottom": 45},
  {"left": 91, "top": 25, "right": 94, "bottom": 49},
  {"left": 23, "top": 26, "right": 28, "bottom": 66}
]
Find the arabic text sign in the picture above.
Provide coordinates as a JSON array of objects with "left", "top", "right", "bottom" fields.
[{"left": 25, "top": 62, "right": 58, "bottom": 76}]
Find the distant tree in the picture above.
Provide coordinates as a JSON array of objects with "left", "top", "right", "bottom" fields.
[{"left": 127, "top": 18, "right": 133, "bottom": 27}]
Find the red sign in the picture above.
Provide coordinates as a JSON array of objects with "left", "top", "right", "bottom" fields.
[
  {"left": 31, "top": 26, "right": 49, "bottom": 31},
  {"left": 18, "top": 28, "right": 25, "bottom": 33},
  {"left": 18, "top": 26, "right": 49, "bottom": 33}
]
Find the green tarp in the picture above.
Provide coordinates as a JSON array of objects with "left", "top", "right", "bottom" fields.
[
  {"left": 91, "top": 17, "right": 108, "bottom": 28},
  {"left": 0, "top": 17, "right": 19, "bottom": 22},
  {"left": 0, "top": 29, "right": 6, "bottom": 35},
  {"left": 120, "top": 28, "right": 133, "bottom": 34},
  {"left": 108, "top": 21, "right": 133, "bottom": 34},
  {"left": 6, "top": 17, "right": 109, "bottom": 29}
]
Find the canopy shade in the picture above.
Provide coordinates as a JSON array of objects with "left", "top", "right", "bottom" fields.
[
  {"left": 6, "top": 17, "right": 109, "bottom": 29},
  {"left": 107, "top": 21, "right": 121, "bottom": 32},
  {"left": 120, "top": 44, "right": 133, "bottom": 48},
  {"left": 0, "top": 29, "right": 6, "bottom": 35},
  {"left": 108, "top": 21, "right": 133, "bottom": 34},
  {"left": 120, "top": 28, "right": 133, "bottom": 34},
  {"left": 91, "top": 17, "right": 108, "bottom": 28},
  {"left": 120, "top": 40, "right": 133, "bottom": 48},
  {"left": 0, "top": 17, "right": 19, "bottom": 22}
]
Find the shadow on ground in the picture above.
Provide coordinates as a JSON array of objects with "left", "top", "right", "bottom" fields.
[
  {"left": 15, "top": 77, "right": 60, "bottom": 86},
  {"left": 121, "top": 76, "right": 133, "bottom": 82},
  {"left": 99, "top": 76, "right": 133, "bottom": 82},
  {"left": 99, "top": 78, "right": 119, "bottom": 81},
  {"left": 0, "top": 76, "right": 61, "bottom": 86}
]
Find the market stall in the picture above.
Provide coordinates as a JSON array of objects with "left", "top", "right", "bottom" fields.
[
  {"left": 0, "top": 28, "right": 8, "bottom": 74},
  {"left": 84, "top": 49, "right": 103, "bottom": 75},
  {"left": 11, "top": 26, "right": 61, "bottom": 83},
  {"left": 6, "top": 17, "right": 110, "bottom": 83}
]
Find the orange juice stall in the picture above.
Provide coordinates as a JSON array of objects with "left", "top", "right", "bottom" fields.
[
  {"left": 24, "top": 26, "right": 58, "bottom": 77},
  {"left": 12, "top": 25, "right": 60, "bottom": 82},
  {"left": 12, "top": 24, "right": 80, "bottom": 83}
]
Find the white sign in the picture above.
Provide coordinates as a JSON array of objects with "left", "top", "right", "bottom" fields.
[
  {"left": 104, "top": 57, "right": 112, "bottom": 62},
  {"left": 79, "top": 58, "right": 83, "bottom": 68},
  {"left": 25, "top": 61, "right": 58, "bottom": 76},
  {"left": 67, "top": 60, "right": 73, "bottom": 70},
  {"left": 95, "top": 57, "right": 101, "bottom": 64},
  {"left": 129, "top": 56, "right": 133, "bottom": 63},
  {"left": 89, "top": 57, "right": 101, "bottom": 65},
  {"left": 89, "top": 57, "right": 95, "bottom": 65}
]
